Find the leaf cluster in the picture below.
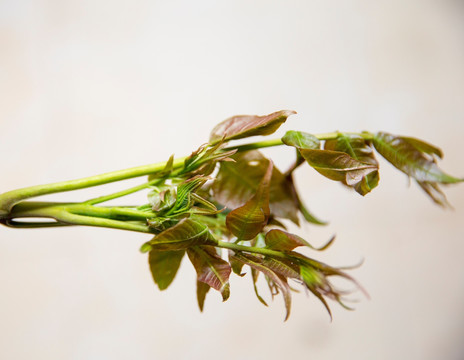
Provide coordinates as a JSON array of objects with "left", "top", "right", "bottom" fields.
[{"left": 136, "top": 110, "right": 461, "bottom": 320}]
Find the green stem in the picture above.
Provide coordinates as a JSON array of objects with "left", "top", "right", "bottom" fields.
[
  {"left": 217, "top": 240, "right": 288, "bottom": 260},
  {"left": 84, "top": 178, "right": 164, "bottom": 205},
  {"left": 0, "top": 131, "right": 374, "bottom": 220},
  {"left": 0, "top": 157, "right": 186, "bottom": 216},
  {"left": 7, "top": 201, "right": 154, "bottom": 234}
]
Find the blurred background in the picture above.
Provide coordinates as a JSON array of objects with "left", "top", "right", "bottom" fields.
[{"left": 1, "top": 1, "right": 463, "bottom": 359}]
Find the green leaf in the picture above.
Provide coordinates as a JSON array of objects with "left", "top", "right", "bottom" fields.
[
  {"left": 300, "top": 265, "right": 333, "bottom": 320},
  {"left": 167, "top": 175, "right": 209, "bottom": 215},
  {"left": 213, "top": 150, "right": 300, "bottom": 224},
  {"left": 196, "top": 280, "right": 211, "bottom": 312},
  {"left": 373, "top": 132, "right": 461, "bottom": 183},
  {"left": 298, "top": 148, "right": 378, "bottom": 193},
  {"left": 232, "top": 253, "right": 292, "bottom": 321},
  {"left": 140, "top": 218, "right": 217, "bottom": 252},
  {"left": 226, "top": 161, "right": 272, "bottom": 239},
  {"left": 187, "top": 246, "right": 231, "bottom": 301},
  {"left": 373, "top": 132, "right": 463, "bottom": 206},
  {"left": 148, "top": 250, "right": 185, "bottom": 290},
  {"left": 209, "top": 110, "right": 296, "bottom": 145},
  {"left": 324, "top": 134, "right": 380, "bottom": 195},
  {"left": 251, "top": 268, "right": 268, "bottom": 306},
  {"left": 400, "top": 136, "right": 443, "bottom": 158},
  {"left": 148, "top": 185, "right": 177, "bottom": 212},
  {"left": 229, "top": 253, "right": 246, "bottom": 276},
  {"left": 282, "top": 130, "right": 320, "bottom": 149}
]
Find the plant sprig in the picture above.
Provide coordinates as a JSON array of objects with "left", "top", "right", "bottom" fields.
[{"left": 0, "top": 110, "right": 462, "bottom": 320}]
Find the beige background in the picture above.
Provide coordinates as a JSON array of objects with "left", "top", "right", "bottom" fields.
[{"left": 1, "top": 1, "right": 463, "bottom": 359}]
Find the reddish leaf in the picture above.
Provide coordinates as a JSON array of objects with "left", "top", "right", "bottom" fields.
[
  {"left": 264, "top": 229, "right": 334, "bottom": 252},
  {"left": 298, "top": 148, "right": 378, "bottom": 192},
  {"left": 148, "top": 250, "right": 185, "bottom": 290},
  {"left": 213, "top": 150, "right": 299, "bottom": 223},
  {"left": 226, "top": 161, "right": 273, "bottom": 239},
  {"left": 209, "top": 110, "right": 296, "bottom": 145},
  {"left": 232, "top": 253, "right": 292, "bottom": 321},
  {"left": 324, "top": 134, "right": 379, "bottom": 195},
  {"left": 187, "top": 246, "right": 231, "bottom": 301},
  {"left": 373, "top": 132, "right": 463, "bottom": 206}
]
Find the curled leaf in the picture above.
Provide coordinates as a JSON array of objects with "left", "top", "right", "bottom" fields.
[
  {"left": 282, "top": 130, "right": 320, "bottom": 149},
  {"left": 226, "top": 161, "right": 273, "bottom": 239},
  {"left": 324, "top": 134, "right": 379, "bottom": 195},
  {"left": 298, "top": 148, "right": 378, "bottom": 194},
  {"left": 209, "top": 110, "right": 296, "bottom": 145},
  {"left": 140, "top": 218, "right": 217, "bottom": 252},
  {"left": 187, "top": 246, "right": 231, "bottom": 301}
]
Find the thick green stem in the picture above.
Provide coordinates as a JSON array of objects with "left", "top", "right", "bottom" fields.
[
  {"left": 0, "top": 157, "right": 186, "bottom": 216},
  {"left": 6, "top": 201, "right": 154, "bottom": 233}
]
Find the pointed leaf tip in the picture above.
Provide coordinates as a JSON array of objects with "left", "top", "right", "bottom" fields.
[
  {"left": 209, "top": 110, "right": 296, "bottom": 144},
  {"left": 149, "top": 250, "right": 185, "bottom": 290},
  {"left": 187, "top": 246, "right": 231, "bottom": 302}
]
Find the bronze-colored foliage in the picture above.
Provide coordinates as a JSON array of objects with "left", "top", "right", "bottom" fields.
[
  {"left": 209, "top": 110, "right": 296, "bottom": 144},
  {"left": 187, "top": 246, "right": 231, "bottom": 302},
  {"left": 225, "top": 161, "right": 273, "bottom": 240},
  {"left": 324, "top": 134, "right": 379, "bottom": 195},
  {"left": 373, "top": 132, "right": 463, "bottom": 206},
  {"left": 1, "top": 109, "right": 462, "bottom": 321},
  {"left": 213, "top": 150, "right": 300, "bottom": 223}
]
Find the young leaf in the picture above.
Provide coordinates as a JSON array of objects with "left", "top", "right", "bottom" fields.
[
  {"left": 265, "top": 229, "right": 308, "bottom": 251},
  {"left": 372, "top": 132, "right": 461, "bottom": 183},
  {"left": 167, "top": 175, "right": 209, "bottom": 215},
  {"left": 298, "top": 148, "right": 378, "bottom": 194},
  {"left": 232, "top": 253, "right": 292, "bottom": 321},
  {"left": 187, "top": 246, "right": 231, "bottom": 301},
  {"left": 281, "top": 130, "right": 320, "bottom": 149},
  {"left": 140, "top": 218, "right": 217, "bottom": 252},
  {"left": 324, "top": 134, "right": 380, "bottom": 195},
  {"left": 213, "top": 150, "right": 299, "bottom": 223},
  {"left": 196, "top": 280, "right": 211, "bottom": 312},
  {"left": 372, "top": 132, "right": 463, "bottom": 206},
  {"left": 300, "top": 265, "right": 333, "bottom": 319},
  {"left": 265, "top": 229, "right": 334, "bottom": 252},
  {"left": 251, "top": 268, "right": 268, "bottom": 306},
  {"left": 226, "top": 161, "right": 273, "bottom": 240},
  {"left": 148, "top": 250, "right": 185, "bottom": 290},
  {"left": 148, "top": 154, "right": 175, "bottom": 181},
  {"left": 209, "top": 110, "right": 296, "bottom": 145},
  {"left": 262, "top": 257, "right": 300, "bottom": 279}
]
